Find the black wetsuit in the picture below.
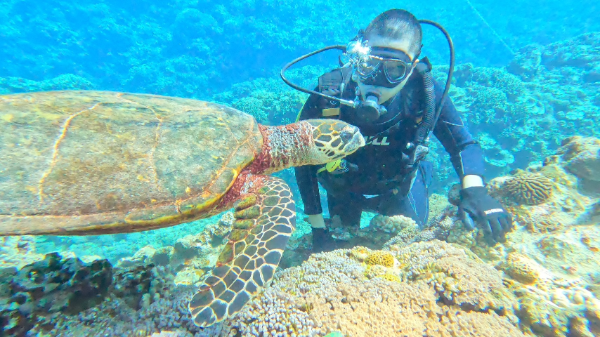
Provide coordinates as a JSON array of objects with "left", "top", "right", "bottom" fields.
[{"left": 295, "top": 67, "right": 486, "bottom": 227}]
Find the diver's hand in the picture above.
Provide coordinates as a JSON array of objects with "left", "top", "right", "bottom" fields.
[{"left": 459, "top": 186, "right": 513, "bottom": 245}]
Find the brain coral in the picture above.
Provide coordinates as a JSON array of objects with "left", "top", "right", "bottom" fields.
[{"left": 502, "top": 172, "right": 554, "bottom": 205}]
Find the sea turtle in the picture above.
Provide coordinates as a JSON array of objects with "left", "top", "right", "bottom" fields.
[{"left": 0, "top": 90, "right": 365, "bottom": 326}]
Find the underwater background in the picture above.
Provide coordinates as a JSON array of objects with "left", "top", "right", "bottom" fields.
[{"left": 1, "top": 0, "right": 600, "bottom": 336}]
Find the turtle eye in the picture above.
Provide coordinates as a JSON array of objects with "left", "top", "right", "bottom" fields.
[{"left": 340, "top": 130, "right": 353, "bottom": 144}]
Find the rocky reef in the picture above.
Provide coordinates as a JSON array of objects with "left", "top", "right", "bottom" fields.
[{"left": 0, "top": 214, "right": 234, "bottom": 336}]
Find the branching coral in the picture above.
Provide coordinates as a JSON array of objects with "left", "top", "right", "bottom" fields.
[{"left": 501, "top": 172, "right": 554, "bottom": 205}]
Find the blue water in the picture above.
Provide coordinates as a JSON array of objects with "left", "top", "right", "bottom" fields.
[
  {"left": 2, "top": 0, "right": 599, "bottom": 94},
  {"left": 1, "top": 0, "right": 600, "bottom": 336}
]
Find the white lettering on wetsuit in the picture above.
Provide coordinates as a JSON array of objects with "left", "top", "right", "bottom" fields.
[{"left": 366, "top": 136, "right": 390, "bottom": 146}]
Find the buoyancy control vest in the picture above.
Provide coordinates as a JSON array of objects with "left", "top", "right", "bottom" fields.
[{"left": 313, "top": 58, "right": 437, "bottom": 196}]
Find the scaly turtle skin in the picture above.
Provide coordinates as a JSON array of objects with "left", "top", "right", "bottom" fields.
[{"left": 0, "top": 90, "right": 365, "bottom": 327}]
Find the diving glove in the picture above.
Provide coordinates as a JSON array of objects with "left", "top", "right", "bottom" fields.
[
  {"left": 311, "top": 227, "right": 338, "bottom": 253},
  {"left": 459, "top": 186, "right": 513, "bottom": 245}
]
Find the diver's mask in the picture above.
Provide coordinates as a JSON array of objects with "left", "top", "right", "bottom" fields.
[
  {"left": 348, "top": 44, "right": 419, "bottom": 122},
  {"left": 352, "top": 46, "right": 418, "bottom": 88}
]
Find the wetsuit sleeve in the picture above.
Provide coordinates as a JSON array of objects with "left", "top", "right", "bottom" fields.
[
  {"left": 431, "top": 80, "right": 486, "bottom": 179},
  {"left": 294, "top": 91, "right": 324, "bottom": 215}
]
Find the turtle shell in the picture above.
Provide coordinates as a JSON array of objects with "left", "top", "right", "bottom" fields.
[{"left": 0, "top": 91, "right": 263, "bottom": 235}]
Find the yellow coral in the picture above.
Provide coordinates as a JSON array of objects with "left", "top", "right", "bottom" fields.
[
  {"left": 380, "top": 273, "right": 401, "bottom": 283},
  {"left": 502, "top": 172, "right": 553, "bottom": 205},
  {"left": 365, "top": 251, "right": 395, "bottom": 267}
]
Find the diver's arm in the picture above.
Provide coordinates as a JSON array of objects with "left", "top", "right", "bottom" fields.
[
  {"left": 294, "top": 91, "right": 326, "bottom": 227},
  {"left": 430, "top": 80, "right": 486, "bottom": 181}
]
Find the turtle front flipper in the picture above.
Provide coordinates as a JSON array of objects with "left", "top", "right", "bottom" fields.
[{"left": 189, "top": 173, "right": 295, "bottom": 327}]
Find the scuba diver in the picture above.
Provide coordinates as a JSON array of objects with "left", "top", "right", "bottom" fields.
[{"left": 282, "top": 9, "right": 513, "bottom": 252}]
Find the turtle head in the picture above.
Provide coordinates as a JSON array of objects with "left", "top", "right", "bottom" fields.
[
  {"left": 249, "top": 120, "right": 364, "bottom": 174},
  {"left": 305, "top": 119, "right": 365, "bottom": 164}
]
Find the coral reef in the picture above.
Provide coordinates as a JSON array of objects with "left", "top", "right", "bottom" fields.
[
  {"left": 424, "top": 137, "right": 600, "bottom": 337},
  {"left": 212, "top": 242, "right": 525, "bottom": 336},
  {"left": 394, "top": 241, "right": 517, "bottom": 313},
  {"left": 213, "top": 77, "right": 310, "bottom": 124},
  {"left": 0, "top": 6, "right": 599, "bottom": 336},
  {"left": 117, "top": 214, "right": 232, "bottom": 287},
  {"left": 31, "top": 215, "right": 225, "bottom": 266},
  {"left": 0, "top": 253, "right": 112, "bottom": 335},
  {"left": 356, "top": 214, "right": 420, "bottom": 249},
  {"left": 0, "top": 0, "right": 565, "bottom": 99},
  {"left": 50, "top": 268, "right": 203, "bottom": 337},
  {"left": 369, "top": 214, "right": 418, "bottom": 234},
  {"left": 430, "top": 33, "right": 600, "bottom": 191},
  {"left": 0, "top": 256, "right": 205, "bottom": 336},
  {"left": 0, "top": 214, "right": 234, "bottom": 336},
  {"left": 502, "top": 252, "right": 556, "bottom": 285},
  {"left": 486, "top": 136, "right": 597, "bottom": 235},
  {"left": 0, "top": 74, "right": 95, "bottom": 94}
]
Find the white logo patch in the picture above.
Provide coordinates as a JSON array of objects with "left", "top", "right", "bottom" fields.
[{"left": 484, "top": 208, "right": 504, "bottom": 215}]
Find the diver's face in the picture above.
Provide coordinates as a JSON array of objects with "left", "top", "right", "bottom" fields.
[{"left": 357, "top": 37, "right": 419, "bottom": 104}]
